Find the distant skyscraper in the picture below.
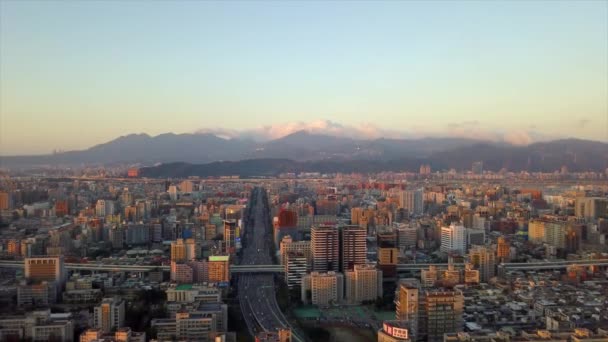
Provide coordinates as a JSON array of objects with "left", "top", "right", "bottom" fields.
[
  {"left": 440, "top": 224, "right": 466, "bottom": 254},
  {"left": 575, "top": 197, "right": 608, "bottom": 220},
  {"left": 311, "top": 225, "right": 339, "bottom": 272},
  {"left": 399, "top": 190, "right": 424, "bottom": 216},
  {"left": 419, "top": 164, "right": 431, "bottom": 176},
  {"left": 0, "top": 192, "right": 12, "bottom": 210},
  {"left": 168, "top": 185, "right": 178, "bottom": 201},
  {"left": 95, "top": 199, "right": 115, "bottom": 217},
  {"left": 340, "top": 225, "right": 367, "bottom": 272}
]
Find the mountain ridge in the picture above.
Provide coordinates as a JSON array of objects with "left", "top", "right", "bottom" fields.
[{"left": 1, "top": 131, "right": 606, "bottom": 171}]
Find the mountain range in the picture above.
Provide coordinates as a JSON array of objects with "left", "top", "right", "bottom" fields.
[{"left": 1, "top": 131, "right": 607, "bottom": 173}]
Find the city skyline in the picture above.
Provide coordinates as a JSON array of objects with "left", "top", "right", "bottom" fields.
[{"left": 1, "top": 1, "right": 607, "bottom": 154}]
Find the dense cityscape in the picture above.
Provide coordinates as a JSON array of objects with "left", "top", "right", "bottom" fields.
[
  {"left": 2, "top": 1, "right": 607, "bottom": 341},
  {"left": 0, "top": 163, "right": 606, "bottom": 341}
]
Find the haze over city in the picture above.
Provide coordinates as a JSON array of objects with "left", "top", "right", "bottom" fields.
[{"left": 1, "top": 1, "right": 607, "bottom": 155}]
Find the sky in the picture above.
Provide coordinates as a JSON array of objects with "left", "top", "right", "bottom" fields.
[{"left": 0, "top": 0, "right": 607, "bottom": 155}]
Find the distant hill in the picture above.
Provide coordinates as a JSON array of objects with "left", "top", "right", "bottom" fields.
[
  {"left": 1, "top": 131, "right": 607, "bottom": 173},
  {"left": 139, "top": 139, "right": 608, "bottom": 177}
]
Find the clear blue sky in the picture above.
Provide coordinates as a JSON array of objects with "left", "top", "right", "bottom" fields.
[{"left": 1, "top": 0, "right": 607, "bottom": 154}]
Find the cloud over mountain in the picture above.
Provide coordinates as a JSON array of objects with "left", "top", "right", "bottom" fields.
[{"left": 197, "top": 119, "right": 549, "bottom": 145}]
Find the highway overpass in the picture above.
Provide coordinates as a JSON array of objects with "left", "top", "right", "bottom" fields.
[{"left": 2, "top": 259, "right": 606, "bottom": 274}]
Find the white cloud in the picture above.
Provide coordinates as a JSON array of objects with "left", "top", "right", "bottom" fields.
[{"left": 196, "top": 119, "right": 551, "bottom": 145}]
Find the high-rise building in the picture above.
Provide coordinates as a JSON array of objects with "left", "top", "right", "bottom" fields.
[
  {"left": 378, "top": 320, "right": 411, "bottom": 342},
  {"left": 496, "top": 237, "right": 510, "bottom": 261},
  {"left": 544, "top": 220, "right": 567, "bottom": 249},
  {"left": 345, "top": 264, "right": 382, "bottom": 304},
  {"left": 395, "top": 279, "right": 420, "bottom": 339},
  {"left": 301, "top": 271, "right": 344, "bottom": 306},
  {"left": 171, "top": 238, "right": 196, "bottom": 262},
  {"left": 528, "top": 219, "right": 545, "bottom": 243},
  {"left": 94, "top": 297, "right": 125, "bottom": 333},
  {"left": 279, "top": 236, "right": 311, "bottom": 269},
  {"left": 575, "top": 197, "right": 608, "bottom": 220},
  {"left": 424, "top": 289, "right": 464, "bottom": 342},
  {"left": 395, "top": 224, "right": 417, "bottom": 250},
  {"left": 170, "top": 261, "right": 194, "bottom": 283},
  {"left": 0, "top": 191, "right": 12, "bottom": 210},
  {"left": 378, "top": 247, "right": 399, "bottom": 265},
  {"left": 419, "top": 164, "right": 431, "bottom": 175},
  {"left": 109, "top": 226, "right": 124, "bottom": 249},
  {"left": 179, "top": 180, "right": 194, "bottom": 193},
  {"left": 285, "top": 251, "right": 307, "bottom": 289},
  {"left": 468, "top": 245, "right": 495, "bottom": 283},
  {"left": 25, "top": 256, "right": 66, "bottom": 285},
  {"left": 396, "top": 279, "right": 464, "bottom": 341},
  {"left": 168, "top": 185, "right": 178, "bottom": 201},
  {"left": 440, "top": 224, "right": 466, "bottom": 254},
  {"left": 565, "top": 224, "right": 582, "bottom": 254},
  {"left": 351, "top": 207, "right": 376, "bottom": 231},
  {"left": 208, "top": 255, "right": 230, "bottom": 283},
  {"left": 311, "top": 225, "right": 339, "bottom": 272},
  {"left": 95, "top": 200, "right": 115, "bottom": 218},
  {"left": 399, "top": 190, "right": 424, "bottom": 216},
  {"left": 223, "top": 220, "right": 237, "bottom": 251},
  {"left": 341, "top": 225, "right": 367, "bottom": 272}
]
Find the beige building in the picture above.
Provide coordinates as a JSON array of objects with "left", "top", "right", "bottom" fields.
[
  {"left": 468, "top": 245, "right": 495, "bottom": 283},
  {"left": 301, "top": 271, "right": 344, "bottom": 306},
  {"left": 528, "top": 218, "right": 567, "bottom": 249},
  {"left": 345, "top": 264, "right": 382, "bottom": 304},
  {"left": 575, "top": 197, "right": 608, "bottom": 220},
  {"left": 93, "top": 297, "right": 125, "bottom": 333},
  {"left": 171, "top": 238, "right": 196, "bottom": 262}
]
